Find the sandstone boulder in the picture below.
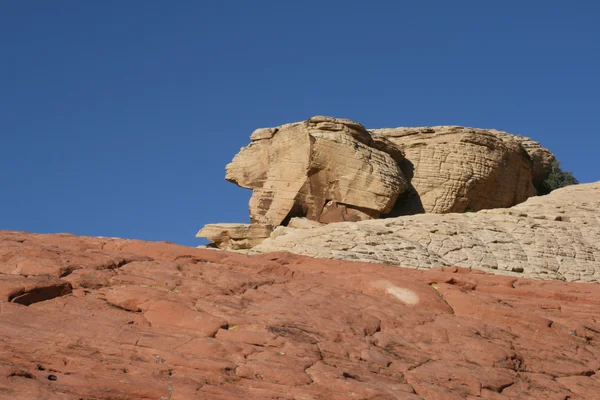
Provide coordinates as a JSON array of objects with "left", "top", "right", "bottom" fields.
[
  {"left": 225, "top": 116, "right": 408, "bottom": 226},
  {"left": 370, "top": 126, "right": 547, "bottom": 214},
  {"left": 201, "top": 118, "right": 558, "bottom": 250},
  {"left": 252, "top": 181, "right": 600, "bottom": 282}
]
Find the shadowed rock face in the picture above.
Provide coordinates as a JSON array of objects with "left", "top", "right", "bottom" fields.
[{"left": 1, "top": 231, "right": 600, "bottom": 399}]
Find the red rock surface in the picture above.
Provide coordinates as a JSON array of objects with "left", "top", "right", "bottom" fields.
[{"left": 1, "top": 230, "right": 600, "bottom": 399}]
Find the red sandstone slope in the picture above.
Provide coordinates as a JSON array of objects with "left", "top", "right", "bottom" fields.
[{"left": 1, "top": 231, "right": 599, "bottom": 399}]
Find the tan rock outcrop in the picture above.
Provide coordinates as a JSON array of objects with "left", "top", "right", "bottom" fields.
[
  {"left": 225, "top": 116, "right": 408, "bottom": 226},
  {"left": 251, "top": 182, "right": 600, "bottom": 282},
  {"left": 287, "top": 217, "right": 324, "bottom": 229},
  {"left": 370, "top": 126, "right": 546, "bottom": 215},
  {"left": 201, "top": 118, "right": 558, "bottom": 250},
  {"left": 197, "top": 223, "right": 273, "bottom": 250}
]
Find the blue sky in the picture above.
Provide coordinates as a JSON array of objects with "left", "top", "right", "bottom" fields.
[{"left": 1, "top": 1, "right": 598, "bottom": 246}]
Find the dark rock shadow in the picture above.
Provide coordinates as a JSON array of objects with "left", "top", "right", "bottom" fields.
[
  {"left": 383, "top": 187, "right": 425, "bottom": 218},
  {"left": 383, "top": 159, "right": 425, "bottom": 217}
]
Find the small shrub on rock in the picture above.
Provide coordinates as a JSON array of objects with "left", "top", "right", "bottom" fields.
[{"left": 537, "top": 160, "right": 579, "bottom": 195}]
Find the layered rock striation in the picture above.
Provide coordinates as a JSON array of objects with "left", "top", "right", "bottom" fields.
[{"left": 226, "top": 116, "right": 408, "bottom": 226}]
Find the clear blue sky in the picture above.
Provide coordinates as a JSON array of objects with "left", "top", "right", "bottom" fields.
[{"left": 1, "top": 1, "right": 598, "bottom": 246}]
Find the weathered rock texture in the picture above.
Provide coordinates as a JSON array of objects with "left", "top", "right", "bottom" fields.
[
  {"left": 370, "top": 126, "right": 552, "bottom": 215},
  {"left": 1, "top": 231, "right": 600, "bottom": 399},
  {"left": 226, "top": 116, "right": 407, "bottom": 226},
  {"left": 200, "top": 118, "right": 557, "bottom": 250},
  {"left": 252, "top": 182, "right": 600, "bottom": 282}
]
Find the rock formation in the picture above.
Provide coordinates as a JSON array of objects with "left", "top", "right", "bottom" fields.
[
  {"left": 198, "top": 117, "right": 556, "bottom": 250},
  {"left": 371, "top": 126, "right": 550, "bottom": 215},
  {"left": 2, "top": 230, "right": 600, "bottom": 399},
  {"left": 252, "top": 182, "right": 600, "bottom": 282},
  {"left": 197, "top": 223, "right": 273, "bottom": 250},
  {"left": 226, "top": 116, "right": 407, "bottom": 225}
]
